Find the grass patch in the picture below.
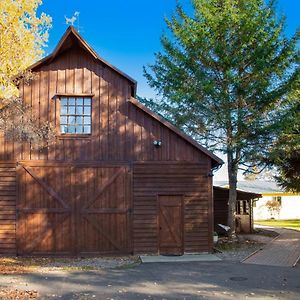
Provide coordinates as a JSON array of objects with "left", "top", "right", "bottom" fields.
[
  {"left": 255, "top": 219, "right": 300, "bottom": 231},
  {"left": 0, "top": 257, "right": 72, "bottom": 274}
]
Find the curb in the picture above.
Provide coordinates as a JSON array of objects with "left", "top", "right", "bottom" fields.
[{"left": 292, "top": 254, "right": 300, "bottom": 267}]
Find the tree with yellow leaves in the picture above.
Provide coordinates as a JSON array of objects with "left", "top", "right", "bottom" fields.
[{"left": 0, "top": 0, "right": 53, "bottom": 146}]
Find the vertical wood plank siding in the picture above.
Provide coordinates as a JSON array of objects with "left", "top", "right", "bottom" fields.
[
  {"left": 16, "top": 164, "right": 131, "bottom": 256},
  {"left": 2, "top": 46, "right": 206, "bottom": 163},
  {"left": 133, "top": 162, "right": 212, "bottom": 254}
]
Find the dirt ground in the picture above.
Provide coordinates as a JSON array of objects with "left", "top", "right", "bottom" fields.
[
  {"left": 213, "top": 228, "right": 279, "bottom": 262},
  {"left": 0, "top": 256, "right": 140, "bottom": 275},
  {"left": 0, "top": 256, "right": 140, "bottom": 299},
  {"left": 214, "top": 239, "right": 265, "bottom": 262},
  {"left": 0, "top": 288, "right": 38, "bottom": 300}
]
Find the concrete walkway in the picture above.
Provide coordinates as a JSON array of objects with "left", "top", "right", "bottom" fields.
[
  {"left": 243, "top": 226, "right": 300, "bottom": 267},
  {"left": 140, "top": 254, "right": 221, "bottom": 263}
]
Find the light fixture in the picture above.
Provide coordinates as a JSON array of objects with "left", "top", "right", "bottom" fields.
[{"left": 153, "top": 140, "right": 162, "bottom": 147}]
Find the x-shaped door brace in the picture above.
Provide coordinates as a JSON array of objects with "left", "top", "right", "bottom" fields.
[
  {"left": 18, "top": 164, "right": 125, "bottom": 252},
  {"left": 20, "top": 165, "right": 69, "bottom": 210},
  {"left": 83, "top": 168, "right": 124, "bottom": 209},
  {"left": 160, "top": 206, "right": 182, "bottom": 245},
  {"left": 19, "top": 165, "right": 70, "bottom": 253}
]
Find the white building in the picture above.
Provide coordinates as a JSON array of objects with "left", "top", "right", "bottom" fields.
[{"left": 215, "top": 181, "right": 300, "bottom": 220}]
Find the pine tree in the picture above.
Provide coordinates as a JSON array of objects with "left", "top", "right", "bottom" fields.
[
  {"left": 144, "top": 0, "right": 299, "bottom": 234},
  {"left": 270, "top": 93, "right": 300, "bottom": 192}
]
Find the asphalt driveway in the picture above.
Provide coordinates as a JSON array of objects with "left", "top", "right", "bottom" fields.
[{"left": 1, "top": 261, "right": 300, "bottom": 299}]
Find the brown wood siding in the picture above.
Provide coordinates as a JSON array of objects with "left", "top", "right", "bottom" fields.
[
  {"left": 213, "top": 188, "right": 229, "bottom": 232},
  {"left": 133, "top": 162, "right": 212, "bottom": 254},
  {"left": 0, "top": 45, "right": 207, "bottom": 163},
  {"left": 0, "top": 162, "right": 17, "bottom": 255},
  {"left": 16, "top": 162, "right": 131, "bottom": 256}
]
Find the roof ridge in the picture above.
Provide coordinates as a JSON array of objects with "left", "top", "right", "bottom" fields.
[{"left": 28, "top": 26, "right": 137, "bottom": 88}]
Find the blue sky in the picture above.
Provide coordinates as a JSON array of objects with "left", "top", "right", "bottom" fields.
[
  {"left": 40, "top": 0, "right": 299, "bottom": 180},
  {"left": 40, "top": 0, "right": 299, "bottom": 99}
]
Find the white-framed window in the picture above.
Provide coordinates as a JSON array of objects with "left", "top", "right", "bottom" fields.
[{"left": 60, "top": 97, "right": 92, "bottom": 134}]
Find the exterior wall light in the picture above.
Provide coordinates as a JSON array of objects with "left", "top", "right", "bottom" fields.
[{"left": 153, "top": 140, "right": 162, "bottom": 147}]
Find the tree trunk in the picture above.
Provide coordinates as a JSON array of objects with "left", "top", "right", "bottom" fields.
[{"left": 227, "top": 152, "right": 238, "bottom": 237}]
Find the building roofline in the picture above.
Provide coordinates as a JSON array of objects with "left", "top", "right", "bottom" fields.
[
  {"left": 213, "top": 185, "right": 262, "bottom": 199},
  {"left": 261, "top": 192, "right": 300, "bottom": 196},
  {"left": 29, "top": 26, "right": 137, "bottom": 91},
  {"left": 128, "top": 97, "right": 224, "bottom": 167}
]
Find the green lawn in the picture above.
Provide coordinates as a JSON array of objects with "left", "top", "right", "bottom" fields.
[{"left": 255, "top": 219, "right": 300, "bottom": 231}]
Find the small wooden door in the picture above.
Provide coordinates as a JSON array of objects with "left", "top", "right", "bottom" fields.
[{"left": 159, "top": 195, "right": 183, "bottom": 255}]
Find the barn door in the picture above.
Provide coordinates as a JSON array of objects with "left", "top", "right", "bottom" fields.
[
  {"left": 17, "top": 164, "right": 131, "bottom": 256},
  {"left": 159, "top": 195, "right": 183, "bottom": 255},
  {"left": 77, "top": 166, "right": 131, "bottom": 255},
  {"left": 17, "top": 164, "right": 73, "bottom": 256}
]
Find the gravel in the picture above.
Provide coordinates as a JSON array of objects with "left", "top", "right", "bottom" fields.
[
  {"left": 41, "top": 256, "right": 140, "bottom": 271},
  {"left": 213, "top": 229, "right": 281, "bottom": 262},
  {"left": 214, "top": 238, "right": 265, "bottom": 262},
  {"left": 0, "top": 256, "right": 140, "bottom": 275}
]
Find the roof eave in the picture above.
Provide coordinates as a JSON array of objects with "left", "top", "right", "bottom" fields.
[{"left": 213, "top": 186, "right": 262, "bottom": 199}]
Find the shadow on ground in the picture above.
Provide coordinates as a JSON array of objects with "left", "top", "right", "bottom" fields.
[{"left": 1, "top": 261, "right": 300, "bottom": 299}]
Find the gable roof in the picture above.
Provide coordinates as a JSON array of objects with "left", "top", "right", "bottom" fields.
[
  {"left": 215, "top": 180, "right": 299, "bottom": 196},
  {"left": 128, "top": 97, "right": 223, "bottom": 168},
  {"left": 213, "top": 186, "right": 261, "bottom": 200},
  {"left": 29, "top": 26, "right": 137, "bottom": 92}
]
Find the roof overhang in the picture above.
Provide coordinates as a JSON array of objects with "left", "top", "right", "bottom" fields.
[{"left": 214, "top": 186, "right": 262, "bottom": 200}]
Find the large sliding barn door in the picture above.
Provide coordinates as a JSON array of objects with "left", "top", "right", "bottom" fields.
[
  {"left": 17, "top": 164, "right": 131, "bottom": 256},
  {"left": 77, "top": 166, "right": 131, "bottom": 255}
]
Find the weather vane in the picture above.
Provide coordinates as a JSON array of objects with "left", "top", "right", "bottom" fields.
[{"left": 64, "top": 11, "right": 83, "bottom": 32}]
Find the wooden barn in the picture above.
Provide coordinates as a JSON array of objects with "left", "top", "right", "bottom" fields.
[
  {"left": 213, "top": 186, "right": 261, "bottom": 234},
  {"left": 0, "top": 26, "right": 223, "bottom": 256}
]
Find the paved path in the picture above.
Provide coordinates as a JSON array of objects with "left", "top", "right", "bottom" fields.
[
  {"left": 1, "top": 261, "right": 300, "bottom": 299},
  {"left": 140, "top": 253, "right": 221, "bottom": 263},
  {"left": 243, "top": 227, "right": 300, "bottom": 267}
]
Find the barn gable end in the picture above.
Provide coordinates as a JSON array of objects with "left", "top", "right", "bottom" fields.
[{"left": 0, "top": 26, "right": 222, "bottom": 256}]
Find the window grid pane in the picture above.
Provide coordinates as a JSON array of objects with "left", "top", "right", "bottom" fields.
[{"left": 60, "top": 97, "right": 92, "bottom": 135}]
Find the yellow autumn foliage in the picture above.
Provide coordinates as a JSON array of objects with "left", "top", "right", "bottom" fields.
[{"left": 0, "top": 0, "right": 51, "bottom": 100}]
